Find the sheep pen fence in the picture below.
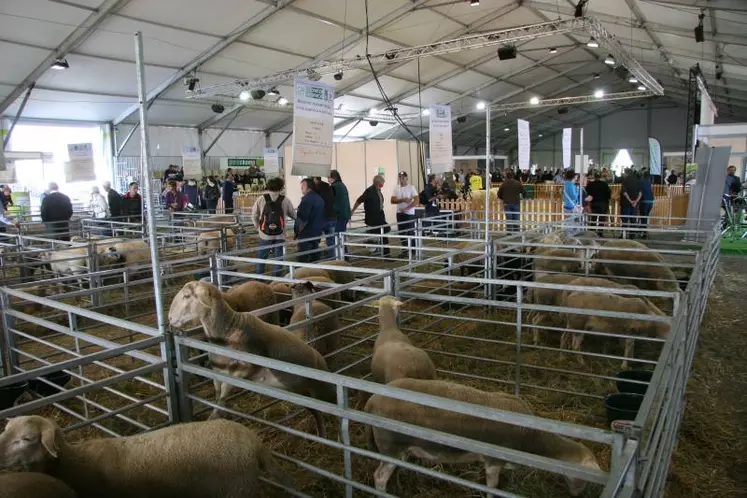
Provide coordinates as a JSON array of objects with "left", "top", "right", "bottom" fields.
[{"left": 0, "top": 217, "right": 719, "bottom": 498}]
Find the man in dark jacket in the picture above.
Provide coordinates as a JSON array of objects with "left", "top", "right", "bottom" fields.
[
  {"left": 585, "top": 170, "right": 611, "bottom": 236},
  {"left": 620, "top": 169, "right": 642, "bottom": 237},
  {"left": 40, "top": 182, "right": 73, "bottom": 241},
  {"left": 121, "top": 182, "right": 143, "bottom": 224},
  {"left": 352, "top": 175, "right": 390, "bottom": 257},
  {"left": 203, "top": 177, "right": 220, "bottom": 212},
  {"left": 222, "top": 174, "right": 237, "bottom": 214},
  {"left": 328, "top": 170, "right": 351, "bottom": 259},
  {"left": 313, "top": 177, "right": 337, "bottom": 259},
  {"left": 295, "top": 178, "right": 325, "bottom": 262},
  {"left": 497, "top": 170, "right": 525, "bottom": 232},
  {"left": 102, "top": 181, "right": 122, "bottom": 219}
]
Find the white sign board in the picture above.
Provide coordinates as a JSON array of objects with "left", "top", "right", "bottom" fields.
[
  {"left": 562, "top": 128, "right": 572, "bottom": 170},
  {"left": 66, "top": 143, "right": 96, "bottom": 182},
  {"left": 292, "top": 78, "right": 335, "bottom": 177},
  {"left": 263, "top": 148, "right": 280, "bottom": 176},
  {"left": 428, "top": 104, "right": 453, "bottom": 174},
  {"left": 517, "top": 119, "right": 530, "bottom": 170},
  {"left": 574, "top": 154, "right": 589, "bottom": 175},
  {"left": 182, "top": 145, "right": 202, "bottom": 178}
]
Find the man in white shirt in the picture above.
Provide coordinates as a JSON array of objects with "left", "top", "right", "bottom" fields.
[{"left": 391, "top": 171, "right": 418, "bottom": 257}]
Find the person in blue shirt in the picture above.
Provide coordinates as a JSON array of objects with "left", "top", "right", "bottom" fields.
[
  {"left": 562, "top": 169, "right": 580, "bottom": 236},
  {"left": 295, "top": 178, "right": 325, "bottom": 263},
  {"left": 638, "top": 170, "right": 655, "bottom": 238}
]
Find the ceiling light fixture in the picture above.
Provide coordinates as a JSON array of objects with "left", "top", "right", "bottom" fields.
[
  {"left": 574, "top": 0, "right": 588, "bottom": 18},
  {"left": 539, "top": 133, "right": 543, "bottom": 137},
  {"left": 593, "top": 72, "right": 600, "bottom": 79},
  {"left": 333, "top": 71, "right": 343, "bottom": 81},
  {"left": 456, "top": 116, "right": 467, "bottom": 124},
  {"left": 504, "top": 127, "right": 510, "bottom": 132},
  {"left": 51, "top": 58, "right": 69, "bottom": 70},
  {"left": 637, "top": 84, "right": 646, "bottom": 91},
  {"left": 369, "top": 108, "right": 378, "bottom": 116},
  {"left": 369, "top": 120, "right": 379, "bottom": 127},
  {"left": 549, "top": 47, "right": 558, "bottom": 54},
  {"left": 594, "top": 89, "right": 605, "bottom": 98},
  {"left": 267, "top": 87, "right": 280, "bottom": 96},
  {"left": 469, "top": 0, "right": 480, "bottom": 5},
  {"left": 628, "top": 76, "right": 638, "bottom": 84},
  {"left": 422, "top": 109, "right": 430, "bottom": 116},
  {"left": 185, "top": 77, "right": 200, "bottom": 92},
  {"left": 587, "top": 37, "right": 599, "bottom": 48},
  {"left": 530, "top": 96, "right": 540, "bottom": 105},
  {"left": 239, "top": 90, "right": 251, "bottom": 102},
  {"left": 604, "top": 54, "right": 615, "bottom": 65},
  {"left": 476, "top": 101, "right": 486, "bottom": 110},
  {"left": 277, "top": 97, "right": 289, "bottom": 106},
  {"left": 250, "top": 89, "right": 266, "bottom": 100}
]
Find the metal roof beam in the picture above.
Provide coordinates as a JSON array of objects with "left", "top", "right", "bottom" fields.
[
  {"left": 640, "top": 0, "right": 747, "bottom": 12},
  {"left": 0, "top": 0, "right": 131, "bottom": 116},
  {"left": 112, "top": 0, "right": 297, "bottom": 126}
]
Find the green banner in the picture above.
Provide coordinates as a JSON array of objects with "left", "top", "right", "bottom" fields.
[{"left": 227, "top": 157, "right": 264, "bottom": 168}]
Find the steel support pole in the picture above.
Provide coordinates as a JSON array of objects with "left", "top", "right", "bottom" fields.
[
  {"left": 484, "top": 106, "right": 491, "bottom": 244},
  {"left": 116, "top": 122, "right": 139, "bottom": 157},
  {"left": 3, "top": 83, "right": 35, "bottom": 149}
]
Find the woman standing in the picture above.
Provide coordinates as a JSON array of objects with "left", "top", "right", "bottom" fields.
[
  {"left": 562, "top": 169, "right": 582, "bottom": 236},
  {"left": 89, "top": 186, "right": 109, "bottom": 219}
]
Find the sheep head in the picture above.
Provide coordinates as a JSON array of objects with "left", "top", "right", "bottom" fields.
[
  {"left": 168, "top": 281, "right": 218, "bottom": 329},
  {"left": 564, "top": 445, "right": 601, "bottom": 496},
  {"left": 378, "top": 296, "right": 404, "bottom": 314},
  {"left": 0, "top": 416, "right": 61, "bottom": 472},
  {"left": 291, "top": 281, "right": 316, "bottom": 300}
]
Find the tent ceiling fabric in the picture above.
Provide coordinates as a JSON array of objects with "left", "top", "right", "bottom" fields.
[{"left": 1, "top": 0, "right": 746, "bottom": 147}]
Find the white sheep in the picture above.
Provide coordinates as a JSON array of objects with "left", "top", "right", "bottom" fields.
[
  {"left": 197, "top": 229, "right": 236, "bottom": 255},
  {"left": 222, "top": 280, "right": 278, "bottom": 325},
  {"left": 365, "top": 378, "right": 600, "bottom": 495},
  {"left": 168, "top": 281, "right": 335, "bottom": 434},
  {"left": 0, "top": 415, "right": 285, "bottom": 498},
  {"left": 284, "top": 260, "right": 356, "bottom": 299},
  {"left": 562, "top": 290, "right": 670, "bottom": 368},
  {"left": 592, "top": 239, "right": 679, "bottom": 295},
  {"left": 0, "top": 472, "right": 77, "bottom": 498},
  {"left": 289, "top": 281, "right": 342, "bottom": 357},
  {"left": 371, "top": 296, "right": 436, "bottom": 384}
]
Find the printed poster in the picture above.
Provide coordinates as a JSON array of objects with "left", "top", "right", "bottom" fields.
[
  {"left": 263, "top": 148, "right": 280, "bottom": 177},
  {"left": 182, "top": 145, "right": 202, "bottom": 178},
  {"left": 428, "top": 104, "right": 453, "bottom": 174},
  {"left": 517, "top": 119, "right": 530, "bottom": 171},
  {"left": 648, "top": 138, "right": 662, "bottom": 175},
  {"left": 66, "top": 143, "right": 96, "bottom": 182},
  {"left": 562, "top": 128, "right": 572, "bottom": 170},
  {"left": 292, "top": 78, "right": 335, "bottom": 177}
]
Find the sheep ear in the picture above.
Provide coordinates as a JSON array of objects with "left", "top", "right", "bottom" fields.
[
  {"left": 194, "top": 283, "right": 214, "bottom": 309},
  {"left": 40, "top": 422, "right": 59, "bottom": 459},
  {"left": 390, "top": 299, "right": 404, "bottom": 309},
  {"left": 304, "top": 281, "right": 315, "bottom": 291}
]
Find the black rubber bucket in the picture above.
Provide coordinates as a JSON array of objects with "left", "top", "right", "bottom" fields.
[
  {"left": 604, "top": 393, "right": 644, "bottom": 425},
  {"left": 30, "top": 371, "right": 71, "bottom": 397},
  {"left": 615, "top": 369, "right": 653, "bottom": 395},
  {"left": 0, "top": 381, "right": 29, "bottom": 410}
]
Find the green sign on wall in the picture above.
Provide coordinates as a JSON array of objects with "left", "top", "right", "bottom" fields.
[{"left": 227, "top": 157, "right": 264, "bottom": 168}]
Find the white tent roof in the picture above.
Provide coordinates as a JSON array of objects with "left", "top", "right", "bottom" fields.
[{"left": 1, "top": 0, "right": 746, "bottom": 148}]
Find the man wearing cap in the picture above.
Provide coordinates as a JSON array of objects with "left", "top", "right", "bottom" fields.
[
  {"left": 391, "top": 171, "right": 418, "bottom": 257},
  {"left": 352, "top": 175, "right": 390, "bottom": 257}
]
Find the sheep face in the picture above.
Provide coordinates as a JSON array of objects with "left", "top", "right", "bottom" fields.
[
  {"left": 290, "top": 281, "right": 316, "bottom": 300},
  {"left": 564, "top": 449, "right": 601, "bottom": 496},
  {"left": 0, "top": 416, "right": 60, "bottom": 472},
  {"left": 168, "top": 281, "right": 216, "bottom": 329}
]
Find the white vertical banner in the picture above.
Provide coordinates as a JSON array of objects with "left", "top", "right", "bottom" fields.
[
  {"left": 66, "top": 143, "right": 96, "bottom": 182},
  {"left": 263, "top": 147, "right": 280, "bottom": 176},
  {"left": 292, "top": 78, "right": 335, "bottom": 177},
  {"left": 182, "top": 145, "right": 202, "bottom": 178},
  {"left": 428, "top": 104, "right": 453, "bottom": 174},
  {"left": 517, "top": 119, "right": 530, "bottom": 170},
  {"left": 648, "top": 137, "right": 662, "bottom": 175},
  {"left": 562, "top": 128, "right": 572, "bottom": 170}
]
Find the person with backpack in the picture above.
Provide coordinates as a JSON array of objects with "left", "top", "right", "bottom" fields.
[{"left": 252, "top": 177, "right": 296, "bottom": 275}]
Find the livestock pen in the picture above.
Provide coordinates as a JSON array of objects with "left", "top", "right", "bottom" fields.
[{"left": 0, "top": 217, "right": 719, "bottom": 497}]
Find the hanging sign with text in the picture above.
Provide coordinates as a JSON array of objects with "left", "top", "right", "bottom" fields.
[
  {"left": 182, "top": 145, "right": 202, "bottom": 178},
  {"left": 292, "top": 78, "right": 335, "bottom": 177},
  {"left": 428, "top": 104, "right": 453, "bottom": 174},
  {"left": 562, "top": 128, "right": 572, "bottom": 170},
  {"left": 66, "top": 143, "right": 96, "bottom": 182},
  {"left": 517, "top": 119, "right": 530, "bottom": 171},
  {"left": 263, "top": 148, "right": 280, "bottom": 176}
]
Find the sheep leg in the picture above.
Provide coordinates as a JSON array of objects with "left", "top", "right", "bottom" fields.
[
  {"left": 572, "top": 333, "right": 586, "bottom": 365},
  {"left": 622, "top": 338, "right": 633, "bottom": 369},
  {"left": 484, "top": 460, "right": 504, "bottom": 489},
  {"left": 528, "top": 311, "right": 541, "bottom": 345},
  {"left": 310, "top": 409, "right": 326, "bottom": 438},
  {"left": 209, "top": 381, "right": 235, "bottom": 420},
  {"left": 373, "top": 462, "right": 398, "bottom": 492}
]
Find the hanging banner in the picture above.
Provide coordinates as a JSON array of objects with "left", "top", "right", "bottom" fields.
[
  {"left": 648, "top": 137, "right": 662, "bottom": 175},
  {"left": 428, "top": 104, "right": 453, "bottom": 174},
  {"left": 182, "top": 145, "right": 202, "bottom": 178},
  {"left": 292, "top": 78, "right": 335, "bottom": 177},
  {"left": 517, "top": 119, "right": 530, "bottom": 170},
  {"left": 66, "top": 143, "right": 96, "bottom": 182},
  {"left": 263, "top": 148, "right": 280, "bottom": 176},
  {"left": 562, "top": 128, "right": 572, "bottom": 170}
]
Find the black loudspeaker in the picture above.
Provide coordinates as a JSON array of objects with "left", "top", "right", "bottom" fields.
[{"left": 497, "top": 46, "right": 517, "bottom": 61}]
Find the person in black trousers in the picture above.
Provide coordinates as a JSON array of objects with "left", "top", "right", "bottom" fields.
[
  {"left": 222, "top": 174, "right": 236, "bottom": 214},
  {"left": 40, "top": 182, "right": 73, "bottom": 241},
  {"left": 351, "top": 175, "right": 390, "bottom": 257},
  {"left": 390, "top": 171, "right": 418, "bottom": 256},
  {"left": 203, "top": 176, "right": 220, "bottom": 213},
  {"left": 102, "top": 181, "right": 122, "bottom": 219},
  {"left": 585, "top": 170, "right": 611, "bottom": 237}
]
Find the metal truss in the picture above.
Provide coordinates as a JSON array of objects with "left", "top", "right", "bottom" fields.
[
  {"left": 231, "top": 98, "right": 417, "bottom": 123},
  {"left": 489, "top": 90, "right": 652, "bottom": 113},
  {"left": 187, "top": 18, "right": 590, "bottom": 99}
]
